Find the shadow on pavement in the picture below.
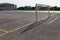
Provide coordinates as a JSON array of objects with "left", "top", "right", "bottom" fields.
[{"left": 20, "top": 18, "right": 49, "bottom": 34}]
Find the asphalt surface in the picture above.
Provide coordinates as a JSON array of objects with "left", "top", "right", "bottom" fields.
[
  {"left": 0, "top": 12, "right": 35, "bottom": 31},
  {"left": 0, "top": 11, "right": 58, "bottom": 40},
  {"left": 0, "top": 11, "right": 50, "bottom": 32}
]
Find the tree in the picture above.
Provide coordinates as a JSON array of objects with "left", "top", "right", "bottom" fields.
[
  {"left": 17, "top": 7, "right": 24, "bottom": 10},
  {"left": 17, "top": 6, "right": 35, "bottom": 10}
]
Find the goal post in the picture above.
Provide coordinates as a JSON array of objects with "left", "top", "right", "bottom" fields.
[{"left": 35, "top": 3, "right": 51, "bottom": 22}]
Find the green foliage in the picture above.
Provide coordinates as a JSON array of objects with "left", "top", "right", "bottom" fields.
[
  {"left": 50, "top": 6, "right": 60, "bottom": 11},
  {"left": 17, "top": 6, "right": 60, "bottom": 11},
  {"left": 17, "top": 6, "right": 35, "bottom": 10}
]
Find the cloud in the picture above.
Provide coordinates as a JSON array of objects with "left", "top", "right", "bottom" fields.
[{"left": 0, "top": 0, "right": 60, "bottom": 7}]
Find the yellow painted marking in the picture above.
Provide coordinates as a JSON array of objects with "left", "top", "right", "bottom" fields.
[
  {"left": 9, "top": 22, "right": 34, "bottom": 32},
  {"left": 0, "top": 33, "right": 7, "bottom": 37},
  {"left": 0, "top": 22, "right": 34, "bottom": 37},
  {"left": 0, "top": 29, "right": 8, "bottom": 33}
]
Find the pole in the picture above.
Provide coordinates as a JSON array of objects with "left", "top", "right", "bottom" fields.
[
  {"left": 35, "top": 4, "right": 38, "bottom": 22},
  {"left": 48, "top": 6, "right": 51, "bottom": 18}
]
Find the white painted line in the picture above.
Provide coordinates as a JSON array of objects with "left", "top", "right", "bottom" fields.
[{"left": 48, "top": 17, "right": 59, "bottom": 24}]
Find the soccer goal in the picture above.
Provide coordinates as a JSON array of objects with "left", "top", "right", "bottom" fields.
[{"left": 35, "top": 3, "right": 51, "bottom": 22}]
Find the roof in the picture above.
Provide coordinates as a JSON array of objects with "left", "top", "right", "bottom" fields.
[{"left": 0, "top": 3, "right": 16, "bottom": 5}]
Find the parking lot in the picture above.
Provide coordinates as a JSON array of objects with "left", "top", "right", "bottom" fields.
[{"left": 0, "top": 11, "right": 57, "bottom": 40}]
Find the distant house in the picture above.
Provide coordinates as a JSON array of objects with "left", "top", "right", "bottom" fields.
[{"left": 0, "top": 3, "right": 17, "bottom": 10}]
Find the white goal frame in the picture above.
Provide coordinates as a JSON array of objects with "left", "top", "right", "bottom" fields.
[{"left": 35, "top": 4, "right": 51, "bottom": 22}]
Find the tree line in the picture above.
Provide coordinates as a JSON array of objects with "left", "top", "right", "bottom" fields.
[
  {"left": 16, "top": 6, "right": 35, "bottom": 10},
  {"left": 16, "top": 6, "right": 60, "bottom": 11}
]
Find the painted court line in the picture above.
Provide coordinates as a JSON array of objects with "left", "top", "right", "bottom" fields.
[
  {"left": 0, "top": 22, "right": 34, "bottom": 37},
  {"left": 0, "top": 29, "right": 8, "bottom": 33},
  {"left": 48, "top": 16, "right": 59, "bottom": 24},
  {"left": 9, "top": 22, "right": 34, "bottom": 33}
]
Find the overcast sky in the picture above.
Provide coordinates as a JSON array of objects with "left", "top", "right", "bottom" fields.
[{"left": 0, "top": 0, "right": 60, "bottom": 7}]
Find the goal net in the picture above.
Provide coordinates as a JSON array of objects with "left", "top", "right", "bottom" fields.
[{"left": 35, "top": 4, "right": 51, "bottom": 22}]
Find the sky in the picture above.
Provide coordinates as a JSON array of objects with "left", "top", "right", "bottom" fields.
[{"left": 0, "top": 0, "right": 60, "bottom": 7}]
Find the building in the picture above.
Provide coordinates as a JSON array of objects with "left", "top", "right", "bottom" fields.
[{"left": 0, "top": 3, "right": 17, "bottom": 10}]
